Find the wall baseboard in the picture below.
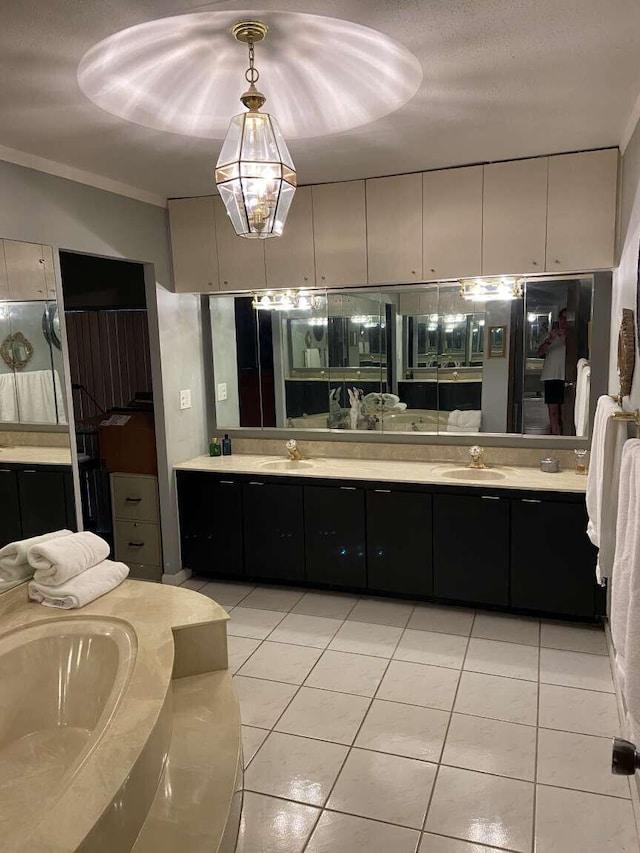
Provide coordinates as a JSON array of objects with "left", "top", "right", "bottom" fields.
[{"left": 162, "top": 568, "right": 192, "bottom": 585}]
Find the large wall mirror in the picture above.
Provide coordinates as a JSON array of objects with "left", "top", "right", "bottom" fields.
[
  {"left": 208, "top": 274, "right": 602, "bottom": 440},
  {"left": 0, "top": 300, "right": 67, "bottom": 425}
]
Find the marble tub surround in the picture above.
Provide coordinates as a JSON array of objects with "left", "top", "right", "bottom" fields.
[
  {"left": 231, "top": 437, "right": 583, "bottom": 471},
  {"left": 176, "top": 453, "right": 588, "bottom": 493},
  {"left": 0, "top": 444, "right": 72, "bottom": 465},
  {"left": 0, "top": 580, "right": 240, "bottom": 853}
]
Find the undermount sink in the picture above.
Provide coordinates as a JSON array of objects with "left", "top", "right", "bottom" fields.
[
  {"left": 441, "top": 467, "right": 508, "bottom": 482},
  {"left": 260, "top": 459, "right": 317, "bottom": 471}
]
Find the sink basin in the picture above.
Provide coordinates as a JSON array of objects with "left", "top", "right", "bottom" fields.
[
  {"left": 441, "top": 468, "right": 507, "bottom": 482},
  {"left": 260, "top": 459, "right": 316, "bottom": 471}
]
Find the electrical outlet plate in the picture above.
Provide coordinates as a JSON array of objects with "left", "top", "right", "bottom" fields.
[
  {"left": 179, "top": 389, "right": 191, "bottom": 410},
  {"left": 217, "top": 382, "right": 228, "bottom": 402}
]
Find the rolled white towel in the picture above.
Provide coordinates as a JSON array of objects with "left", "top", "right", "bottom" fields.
[
  {"left": 30, "top": 531, "right": 110, "bottom": 585},
  {"left": 28, "top": 560, "right": 129, "bottom": 609},
  {"left": 0, "top": 529, "right": 72, "bottom": 583}
]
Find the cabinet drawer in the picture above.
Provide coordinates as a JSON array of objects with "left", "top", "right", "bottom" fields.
[
  {"left": 112, "top": 475, "right": 159, "bottom": 522},
  {"left": 114, "top": 520, "right": 161, "bottom": 567}
]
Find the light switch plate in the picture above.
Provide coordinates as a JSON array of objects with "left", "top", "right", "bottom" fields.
[
  {"left": 179, "top": 389, "right": 191, "bottom": 410},
  {"left": 217, "top": 382, "right": 228, "bottom": 402}
]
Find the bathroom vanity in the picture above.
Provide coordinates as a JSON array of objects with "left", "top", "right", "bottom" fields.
[{"left": 176, "top": 456, "right": 601, "bottom": 621}]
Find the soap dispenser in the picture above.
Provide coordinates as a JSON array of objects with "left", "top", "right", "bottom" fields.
[
  {"left": 222, "top": 434, "right": 232, "bottom": 456},
  {"left": 209, "top": 437, "right": 221, "bottom": 457}
]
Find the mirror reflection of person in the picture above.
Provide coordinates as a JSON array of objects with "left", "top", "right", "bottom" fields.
[{"left": 537, "top": 308, "right": 567, "bottom": 435}]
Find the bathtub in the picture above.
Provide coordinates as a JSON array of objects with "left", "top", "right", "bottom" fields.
[{"left": 0, "top": 618, "right": 135, "bottom": 852}]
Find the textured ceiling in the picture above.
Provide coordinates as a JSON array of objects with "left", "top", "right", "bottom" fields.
[{"left": 1, "top": 0, "right": 639, "bottom": 202}]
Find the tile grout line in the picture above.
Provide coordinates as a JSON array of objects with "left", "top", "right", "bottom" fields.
[
  {"left": 531, "top": 616, "right": 542, "bottom": 853},
  {"left": 419, "top": 610, "right": 475, "bottom": 837},
  {"left": 298, "top": 610, "right": 412, "bottom": 853}
]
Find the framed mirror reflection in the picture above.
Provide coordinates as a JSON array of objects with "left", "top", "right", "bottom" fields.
[{"left": 207, "top": 273, "right": 605, "bottom": 441}]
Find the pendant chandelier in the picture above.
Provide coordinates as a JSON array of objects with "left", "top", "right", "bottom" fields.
[{"left": 215, "top": 21, "right": 296, "bottom": 239}]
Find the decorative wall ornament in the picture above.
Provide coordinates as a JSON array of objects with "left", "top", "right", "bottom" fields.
[
  {"left": 618, "top": 308, "right": 636, "bottom": 399},
  {"left": 1, "top": 331, "right": 34, "bottom": 370}
]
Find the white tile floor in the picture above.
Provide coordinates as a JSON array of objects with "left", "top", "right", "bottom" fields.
[{"left": 183, "top": 577, "right": 640, "bottom": 853}]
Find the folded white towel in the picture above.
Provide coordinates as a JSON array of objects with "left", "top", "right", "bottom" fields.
[
  {"left": 586, "top": 395, "right": 627, "bottom": 584},
  {"left": 611, "top": 439, "right": 640, "bottom": 743},
  {"left": 28, "top": 560, "right": 129, "bottom": 609},
  {"left": 447, "top": 409, "right": 481, "bottom": 429},
  {"left": 30, "top": 531, "right": 110, "bottom": 586},
  {"left": 0, "top": 529, "right": 72, "bottom": 582}
]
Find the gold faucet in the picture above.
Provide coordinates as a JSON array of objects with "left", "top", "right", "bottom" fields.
[
  {"left": 468, "top": 445, "right": 487, "bottom": 469},
  {"left": 286, "top": 439, "right": 304, "bottom": 461}
]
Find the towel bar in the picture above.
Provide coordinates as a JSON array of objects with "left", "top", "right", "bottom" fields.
[{"left": 610, "top": 408, "right": 640, "bottom": 438}]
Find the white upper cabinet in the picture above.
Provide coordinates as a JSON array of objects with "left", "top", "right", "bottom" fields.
[
  {"left": 312, "top": 180, "right": 367, "bottom": 287},
  {"left": 482, "top": 157, "right": 548, "bottom": 275},
  {"left": 366, "top": 173, "right": 422, "bottom": 284},
  {"left": 3, "top": 239, "right": 53, "bottom": 300},
  {"left": 546, "top": 148, "right": 618, "bottom": 272},
  {"left": 168, "top": 196, "right": 218, "bottom": 293},
  {"left": 265, "top": 186, "right": 315, "bottom": 289},
  {"left": 214, "top": 197, "right": 266, "bottom": 291},
  {"left": 423, "top": 166, "right": 483, "bottom": 279}
]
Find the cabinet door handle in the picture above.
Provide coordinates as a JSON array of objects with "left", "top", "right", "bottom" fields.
[
  {"left": 22, "top": 470, "right": 37, "bottom": 474},
  {"left": 340, "top": 486, "right": 357, "bottom": 491},
  {"left": 481, "top": 495, "right": 500, "bottom": 500},
  {"left": 128, "top": 541, "right": 145, "bottom": 547},
  {"left": 249, "top": 481, "right": 264, "bottom": 486},
  {"left": 125, "top": 497, "right": 142, "bottom": 503},
  {"left": 220, "top": 480, "right": 235, "bottom": 485},
  {"left": 374, "top": 489, "right": 391, "bottom": 493},
  {"left": 522, "top": 499, "right": 542, "bottom": 503}
]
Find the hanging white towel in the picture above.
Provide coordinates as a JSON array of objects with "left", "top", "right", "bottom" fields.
[
  {"left": 574, "top": 358, "right": 591, "bottom": 438},
  {"left": 304, "top": 349, "right": 322, "bottom": 368},
  {"left": 30, "top": 531, "right": 110, "bottom": 586},
  {"left": 0, "top": 529, "right": 72, "bottom": 585},
  {"left": 586, "top": 395, "right": 628, "bottom": 584},
  {"left": 0, "top": 372, "right": 19, "bottom": 422},
  {"left": 610, "top": 439, "right": 640, "bottom": 743},
  {"left": 12, "top": 369, "right": 67, "bottom": 424},
  {"left": 28, "top": 560, "right": 129, "bottom": 609}
]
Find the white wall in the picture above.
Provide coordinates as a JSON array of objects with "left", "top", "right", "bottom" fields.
[
  {"left": 0, "top": 159, "right": 206, "bottom": 574},
  {"left": 481, "top": 302, "right": 511, "bottom": 433},
  {"left": 210, "top": 296, "right": 240, "bottom": 429},
  {"left": 612, "top": 123, "right": 640, "bottom": 407}
]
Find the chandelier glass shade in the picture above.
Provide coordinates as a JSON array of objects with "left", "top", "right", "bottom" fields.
[{"left": 215, "top": 21, "right": 296, "bottom": 239}]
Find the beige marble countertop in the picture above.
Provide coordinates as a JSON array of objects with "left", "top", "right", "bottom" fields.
[
  {"left": 0, "top": 445, "right": 72, "bottom": 466},
  {"left": 175, "top": 453, "right": 587, "bottom": 493},
  {"left": 0, "top": 581, "right": 229, "bottom": 852}
]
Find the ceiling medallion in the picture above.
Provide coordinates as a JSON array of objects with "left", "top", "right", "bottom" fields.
[{"left": 215, "top": 21, "right": 296, "bottom": 239}]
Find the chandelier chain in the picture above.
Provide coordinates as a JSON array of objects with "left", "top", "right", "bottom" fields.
[{"left": 245, "top": 40, "right": 260, "bottom": 85}]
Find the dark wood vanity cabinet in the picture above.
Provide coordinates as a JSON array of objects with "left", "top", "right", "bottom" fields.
[
  {"left": 243, "top": 481, "right": 305, "bottom": 582},
  {"left": 177, "top": 471, "right": 244, "bottom": 578},
  {"left": 366, "top": 488, "right": 433, "bottom": 596},
  {"left": 510, "top": 496, "right": 597, "bottom": 618},
  {"left": 0, "top": 469, "right": 21, "bottom": 547},
  {"left": 304, "top": 485, "right": 366, "bottom": 588},
  {"left": 433, "top": 493, "right": 510, "bottom": 606},
  {"left": 176, "top": 469, "right": 599, "bottom": 620},
  {"left": 0, "top": 466, "right": 76, "bottom": 547}
]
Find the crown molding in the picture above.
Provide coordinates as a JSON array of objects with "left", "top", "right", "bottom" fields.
[{"left": 0, "top": 143, "right": 167, "bottom": 208}]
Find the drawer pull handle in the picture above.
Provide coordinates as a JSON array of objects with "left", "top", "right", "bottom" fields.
[
  {"left": 249, "top": 481, "right": 264, "bottom": 486},
  {"left": 340, "top": 486, "right": 357, "bottom": 491},
  {"left": 522, "top": 499, "right": 542, "bottom": 504},
  {"left": 374, "top": 489, "right": 391, "bottom": 493},
  {"left": 220, "top": 480, "right": 235, "bottom": 485},
  {"left": 128, "top": 541, "right": 145, "bottom": 547},
  {"left": 481, "top": 495, "right": 500, "bottom": 500},
  {"left": 125, "top": 497, "right": 142, "bottom": 503},
  {"left": 23, "top": 470, "right": 36, "bottom": 474}
]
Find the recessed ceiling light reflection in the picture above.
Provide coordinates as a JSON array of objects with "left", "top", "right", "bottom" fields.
[{"left": 77, "top": 10, "right": 422, "bottom": 140}]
